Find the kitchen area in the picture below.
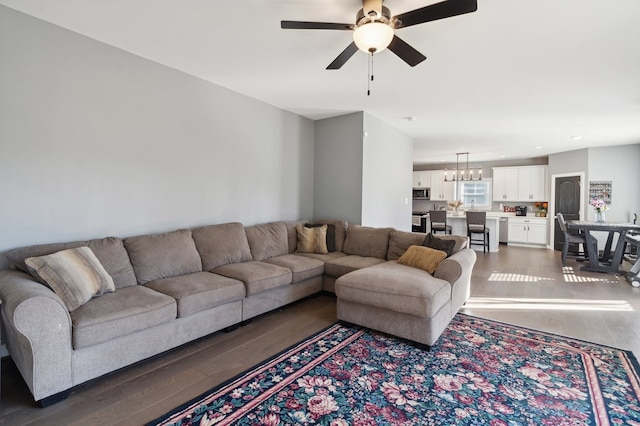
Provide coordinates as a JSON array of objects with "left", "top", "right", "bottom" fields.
[{"left": 412, "top": 164, "right": 550, "bottom": 252}]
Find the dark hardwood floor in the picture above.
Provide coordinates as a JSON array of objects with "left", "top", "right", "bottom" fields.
[{"left": 1, "top": 245, "right": 638, "bottom": 425}]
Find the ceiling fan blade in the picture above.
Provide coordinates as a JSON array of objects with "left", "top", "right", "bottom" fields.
[
  {"left": 387, "top": 35, "right": 427, "bottom": 67},
  {"left": 394, "top": 0, "right": 477, "bottom": 29},
  {"left": 327, "top": 42, "right": 359, "bottom": 70},
  {"left": 281, "top": 21, "right": 353, "bottom": 30}
]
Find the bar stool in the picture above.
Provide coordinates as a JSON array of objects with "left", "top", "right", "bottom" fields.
[
  {"left": 466, "top": 211, "right": 490, "bottom": 253},
  {"left": 429, "top": 210, "right": 452, "bottom": 235}
]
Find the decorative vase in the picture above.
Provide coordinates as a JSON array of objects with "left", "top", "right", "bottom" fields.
[{"left": 595, "top": 211, "right": 605, "bottom": 222}]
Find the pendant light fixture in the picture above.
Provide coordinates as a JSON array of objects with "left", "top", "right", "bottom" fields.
[{"left": 444, "top": 152, "right": 482, "bottom": 181}]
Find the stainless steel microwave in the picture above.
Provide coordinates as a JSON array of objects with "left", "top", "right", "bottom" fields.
[{"left": 412, "top": 188, "right": 430, "bottom": 200}]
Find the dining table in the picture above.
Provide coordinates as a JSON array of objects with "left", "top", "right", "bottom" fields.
[{"left": 567, "top": 220, "right": 640, "bottom": 274}]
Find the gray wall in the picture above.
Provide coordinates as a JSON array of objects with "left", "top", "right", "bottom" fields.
[
  {"left": 587, "top": 144, "right": 640, "bottom": 223},
  {"left": 313, "top": 112, "right": 413, "bottom": 230},
  {"left": 313, "top": 113, "right": 364, "bottom": 225},
  {"left": 548, "top": 145, "right": 640, "bottom": 221},
  {"left": 362, "top": 113, "right": 413, "bottom": 231},
  {"left": 0, "top": 6, "right": 315, "bottom": 269}
]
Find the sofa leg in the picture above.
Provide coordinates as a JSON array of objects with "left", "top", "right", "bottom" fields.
[
  {"left": 38, "top": 389, "right": 71, "bottom": 408},
  {"left": 224, "top": 324, "right": 240, "bottom": 333},
  {"left": 240, "top": 319, "right": 253, "bottom": 327},
  {"left": 410, "top": 342, "right": 432, "bottom": 352}
]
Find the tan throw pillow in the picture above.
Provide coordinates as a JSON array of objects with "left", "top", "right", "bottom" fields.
[
  {"left": 25, "top": 246, "right": 116, "bottom": 312},
  {"left": 397, "top": 245, "right": 447, "bottom": 274},
  {"left": 296, "top": 224, "right": 329, "bottom": 254}
]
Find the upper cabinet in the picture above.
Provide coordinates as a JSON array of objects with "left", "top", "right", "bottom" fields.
[
  {"left": 412, "top": 171, "right": 430, "bottom": 188},
  {"left": 429, "top": 170, "right": 456, "bottom": 200},
  {"left": 493, "top": 165, "right": 548, "bottom": 202},
  {"left": 518, "top": 165, "right": 547, "bottom": 201},
  {"left": 492, "top": 168, "right": 519, "bottom": 201}
]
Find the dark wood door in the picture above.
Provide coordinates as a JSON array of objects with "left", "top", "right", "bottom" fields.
[{"left": 554, "top": 175, "right": 581, "bottom": 250}]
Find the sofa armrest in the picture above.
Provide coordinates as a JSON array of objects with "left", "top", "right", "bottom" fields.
[
  {"left": 0, "top": 270, "right": 73, "bottom": 402},
  {"left": 434, "top": 248, "right": 477, "bottom": 312}
]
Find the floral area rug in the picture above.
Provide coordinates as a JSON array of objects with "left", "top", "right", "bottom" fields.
[{"left": 148, "top": 314, "right": 640, "bottom": 425}]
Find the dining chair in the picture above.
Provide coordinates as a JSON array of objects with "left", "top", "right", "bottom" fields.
[
  {"left": 429, "top": 210, "right": 452, "bottom": 235},
  {"left": 556, "top": 213, "right": 590, "bottom": 267},
  {"left": 466, "top": 211, "right": 489, "bottom": 253}
]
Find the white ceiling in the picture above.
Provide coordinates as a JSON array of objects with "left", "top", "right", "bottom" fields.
[{"left": 2, "top": 0, "right": 640, "bottom": 165}]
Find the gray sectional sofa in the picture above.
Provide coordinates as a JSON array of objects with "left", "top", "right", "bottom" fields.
[{"left": 0, "top": 219, "right": 475, "bottom": 406}]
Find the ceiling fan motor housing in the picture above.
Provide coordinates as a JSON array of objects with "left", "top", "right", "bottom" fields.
[
  {"left": 362, "top": 0, "right": 384, "bottom": 18},
  {"left": 356, "top": 6, "right": 392, "bottom": 27}
]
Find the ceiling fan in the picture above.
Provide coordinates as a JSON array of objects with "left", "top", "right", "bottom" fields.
[{"left": 281, "top": 0, "right": 478, "bottom": 70}]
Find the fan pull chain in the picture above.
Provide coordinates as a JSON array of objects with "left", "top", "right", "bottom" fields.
[{"left": 367, "top": 50, "right": 375, "bottom": 96}]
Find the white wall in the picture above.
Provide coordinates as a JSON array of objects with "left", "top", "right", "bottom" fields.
[
  {"left": 362, "top": 113, "right": 413, "bottom": 231},
  {"left": 0, "top": 6, "right": 315, "bottom": 269},
  {"left": 313, "top": 113, "right": 364, "bottom": 225}
]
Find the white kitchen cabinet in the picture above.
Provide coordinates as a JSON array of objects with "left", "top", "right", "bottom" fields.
[
  {"left": 412, "top": 171, "right": 430, "bottom": 188},
  {"left": 517, "top": 165, "right": 547, "bottom": 201},
  {"left": 429, "top": 170, "right": 455, "bottom": 200},
  {"left": 492, "top": 167, "right": 519, "bottom": 201},
  {"left": 507, "top": 217, "right": 548, "bottom": 246},
  {"left": 493, "top": 165, "right": 547, "bottom": 201}
]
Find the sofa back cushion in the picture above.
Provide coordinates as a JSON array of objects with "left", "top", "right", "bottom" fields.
[
  {"left": 245, "top": 222, "right": 289, "bottom": 261},
  {"left": 6, "top": 237, "right": 137, "bottom": 288},
  {"left": 314, "top": 219, "right": 348, "bottom": 252},
  {"left": 124, "top": 229, "right": 202, "bottom": 284},
  {"left": 192, "top": 222, "right": 253, "bottom": 271},
  {"left": 387, "top": 230, "right": 425, "bottom": 260},
  {"left": 87, "top": 237, "right": 137, "bottom": 288},
  {"left": 7, "top": 241, "right": 86, "bottom": 272},
  {"left": 283, "top": 220, "right": 309, "bottom": 253},
  {"left": 343, "top": 225, "right": 393, "bottom": 259},
  {"left": 388, "top": 230, "right": 469, "bottom": 260}
]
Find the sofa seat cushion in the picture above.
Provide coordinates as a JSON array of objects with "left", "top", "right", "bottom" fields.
[
  {"left": 335, "top": 261, "right": 451, "bottom": 319},
  {"left": 262, "top": 254, "right": 324, "bottom": 283},
  {"left": 294, "top": 251, "right": 346, "bottom": 263},
  {"left": 145, "top": 272, "right": 245, "bottom": 318},
  {"left": 70, "top": 286, "right": 177, "bottom": 349},
  {"left": 324, "top": 255, "right": 387, "bottom": 278},
  {"left": 213, "top": 261, "right": 292, "bottom": 296}
]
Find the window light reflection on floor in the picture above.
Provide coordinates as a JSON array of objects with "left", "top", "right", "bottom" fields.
[
  {"left": 488, "top": 268, "right": 618, "bottom": 284},
  {"left": 464, "top": 297, "right": 633, "bottom": 312},
  {"left": 562, "top": 266, "right": 618, "bottom": 283},
  {"left": 488, "top": 273, "right": 553, "bottom": 282}
]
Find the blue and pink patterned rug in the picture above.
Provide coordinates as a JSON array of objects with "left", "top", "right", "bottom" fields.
[{"left": 149, "top": 314, "right": 640, "bottom": 425}]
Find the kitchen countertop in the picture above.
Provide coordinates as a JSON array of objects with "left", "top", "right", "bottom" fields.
[{"left": 414, "top": 211, "right": 548, "bottom": 219}]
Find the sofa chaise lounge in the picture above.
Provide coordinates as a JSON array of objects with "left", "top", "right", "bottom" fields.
[{"left": 0, "top": 219, "right": 475, "bottom": 406}]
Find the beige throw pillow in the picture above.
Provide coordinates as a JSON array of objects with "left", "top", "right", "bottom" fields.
[
  {"left": 25, "top": 246, "right": 116, "bottom": 312},
  {"left": 296, "top": 224, "right": 328, "bottom": 254},
  {"left": 397, "top": 245, "right": 447, "bottom": 274}
]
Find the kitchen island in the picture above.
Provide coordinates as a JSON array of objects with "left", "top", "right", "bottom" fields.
[{"left": 426, "top": 212, "right": 501, "bottom": 252}]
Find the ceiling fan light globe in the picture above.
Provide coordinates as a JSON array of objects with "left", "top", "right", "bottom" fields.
[{"left": 353, "top": 22, "right": 394, "bottom": 53}]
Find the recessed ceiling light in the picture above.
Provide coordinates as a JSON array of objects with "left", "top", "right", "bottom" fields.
[
  {"left": 405, "top": 116, "right": 416, "bottom": 122},
  {"left": 571, "top": 136, "right": 582, "bottom": 140},
  {"left": 534, "top": 146, "right": 542, "bottom": 150},
  {"left": 499, "top": 155, "right": 506, "bottom": 158}
]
